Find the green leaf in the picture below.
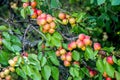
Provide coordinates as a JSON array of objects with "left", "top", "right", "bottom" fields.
[
  {"left": 72, "top": 50, "right": 80, "bottom": 61},
  {"left": 11, "top": 36, "right": 21, "bottom": 46},
  {"left": 97, "top": 0, "right": 105, "bottom": 5},
  {"left": 84, "top": 47, "right": 94, "bottom": 60},
  {"left": 2, "top": 39, "right": 12, "bottom": 51},
  {"left": 96, "top": 59, "right": 104, "bottom": 73},
  {"left": 111, "top": 0, "right": 120, "bottom": 6},
  {"left": 105, "top": 61, "right": 115, "bottom": 78},
  {"left": 51, "top": 37, "right": 61, "bottom": 47},
  {"left": 22, "top": 0, "right": 28, "bottom": 2},
  {"left": 74, "top": 68, "right": 79, "bottom": 77},
  {"left": 0, "top": 51, "right": 9, "bottom": 65},
  {"left": 81, "top": 67, "right": 89, "bottom": 77},
  {"left": 41, "top": 57, "right": 47, "bottom": 67},
  {"left": 115, "top": 71, "right": 120, "bottom": 80},
  {"left": 117, "top": 59, "right": 120, "bottom": 66},
  {"left": 102, "top": 47, "right": 115, "bottom": 53},
  {"left": 11, "top": 45, "right": 22, "bottom": 52},
  {"left": 16, "top": 68, "right": 27, "bottom": 79},
  {"left": 50, "top": 0, "right": 61, "bottom": 8},
  {"left": 53, "top": 32, "right": 63, "bottom": 41},
  {"left": 32, "top": 69, "right": 41, "bottom": 80},
  {"left": 47, "top": 51, "right": 60, "bottom": 66},
  {"left": 51, "top": 66, "right": 59, "bottom": 80},
  {"left": 22, "top": 65, "right": 33, "bottom": 76},
  {"left": 0, "top": 25, "right": 7, "bottom": 31},
  {"left": 113, "top": 55, "right": 117, "bottom": 64},
  {"left": 21, "top": 9, "right": 26, "bottom": 18},
  {"left": 2, "top": 32, "right": 11, "bottom": 41},
  {"left": 69, "top": 67, "right": 75, "bottom": 77},
  {"left": 38, "top": 52, "right": 43, "bottom": 60},
  {"left": 41, "top": 65, "right": 51, "bottom": 80}
]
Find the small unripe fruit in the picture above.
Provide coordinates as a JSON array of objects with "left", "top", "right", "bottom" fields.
[
  {"left": 50, "top": 22, "right": 56, "bottom": 29},
  {"left": 106, "top": 56, "right": 114, "bottom": 65},
  {"left": 58, "top": 12, "right": 66, "bottom": 20},
  {"left": 4, "top": 69, "right": 10, "bottom": 75},
  {"left": 89, "top": 70, "right": 97, "bottom": 77},
  {"left": 106, "top": 77, "right": 112, "bottom": 80},
  {"left": 5, "top": 75, "right": 11, "bottom": 80},
  {"left": 66, "top": 54, "right": 72, "bottom": 61},
  {"left": 55, "top": 50, "right": 60, "bottom": 57},
  {"left": 85, "top": 35, "right": 90, "bottom": 39},
  {"left": 9, "top": 67, "right": 15, "bottom": 72},
  {"left": 23, "top": 2, "right": 29, "bottom": 8},
  {"left": 67, "top": 52, "right": 72, "bottom": 56},
  {"left": 66, "top": 14, "right": 70, "bottom": 19},
  {"left": 8, "top": 59, "right": 15, "bottom": 67},
  {"left": 37, "top": 10, "right": 42, "bottom": 16},
  {"left": 73, "top": 61, "right": 80, "bottom": 66},
  {"left": 70, "top": 41, "right": 76, "bottom": 49},
  {"left": 31, "top": 1, "right": 37, "bottom": 8},
  {"left": 78, "top": 34, "right": 85, "bottom": 41},
  {"left": 42, "top": 29, "right": 48, "bottom": 33},
  {"left": 0, "top": 38, "right": 2, "bottom": 45},
  {"left": 103, "top": 72, "right": 108, "bottom": 78},
  {"left": 81, "top": 46, "right": 86, "bottom": 51},
  {"left": 13, "top": 56, "right": 18, "bottom": 62},
  {"left": 21, "top": 52, "right": 28, "bottom": 57},
  {"left": 61, "top": 54, "right": 66, "bottom": 61},
  {"left": 43, "top": 24, "right": 50, "bottom": 31},
  {"left": 60, "top": 49, "right": 66, "bottom": 55},
  {"left": 69, "top": 18, "right": 76, "bottom": 24},
  {"left": 31, "top": 13, "right": 37, "bottom": 19},
  {"left": 94, "top": 43, "right": 101, "bottom": 50},
  {"left": 0, "top": 72, "right": 5, "bottom": 78},
  {"left": 48, "top": 28, "right": 55, "bottom": 34},
  {"left": 83, "top": 38, "right": 91, "bottom": 46},
  {"left": 62, "top": 19, "right": 68, "bottom": 25},
  {"left": 64, "top": 60, "right": 70, "bottom": 67},
  {"left": 46, "top": 16, "right": 53, "bottom": 23}
]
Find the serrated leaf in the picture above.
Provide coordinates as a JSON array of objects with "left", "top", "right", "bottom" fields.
[
  {"left": 115, "top": 71, "right": 120, "bottom": 80},
  {"left": 84, "top": 47, "right": 94, "bottom": 60},
  {"left": 72, "top": 50, "right": 80, "bottom": 61},
  {"left": 53, "top": 32, "right": 63, "bottom": 40},
  {"left": 16, "top": 68, "right": 27, "bottom": 79},
  {"left": 2, "top": 32, "right": 11, "bottom": 41},
  {"left": 51, "top": 66, "right": 59, "bottom": 80},
  {"left": 113, "top": 55, "right": 117, "bottom": 64},
  {"left": 0, "top": 51, "right": 9, "bottom": 65},
  {"left": 42, "top": 65, "right": 51, "bottom": 80},
  {"left": 69, "top": 67, "right": 75, "bottom": 77},
  {"left": 12, "top": 45, "right": 22, "bottom": 52},
  {"left": 2, "top": 39, "right": 12, "bottom": 51}
]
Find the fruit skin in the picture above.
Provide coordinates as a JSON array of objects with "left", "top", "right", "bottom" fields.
[
  {"left": 81, "top": 46, "right": 86, "bottom": 51},
  {"left": 60, "top": 49, "right": 66, "bottom": 55},
  {"left": 31, "top": 13, "right": 37, "bottom": 19},
  {"left": 61, "top": 54, "right": 66, "bottom": 61},
  {"left": 68, "top": 44, "right": 73, "bottom": 51},
  {"left": 23, "top": 2, "right": 29, "bottom": 8},
  {"left": 55, "top": 50, "right": 61, "bottom": 57},
  {"left": 73, "top": 61, "right": 80, "bottom": 66},
  {"left": 106, "top": 56, "right": 114, "bottom": 65},
  {"left": 89, "top": 70, "right": 97, "bottom": 77},
  {"left": 48, "top": 28, "right": 55, "bottom": 34},
  {"left": 37, "top": 10, "right": 42, "bottom": 16},
  {"left": 13, "top": 56, "right": 18, "bottom": 62},
  {"left": 69, "top": 18, "right": 76, "bottom": 24},
  {"left": 62, "top": 19, "right": 68, "bottom": 25},
  {"left": 103, "top": 72, "right": 108, "bottom": 78},
  {"left": 94, "top": 43, "right": 101, "bottom": 50},
  {"left": 67, "top": 52, "right": 72, "bottom": 56},
  {"left": 83, "top": 38, "right": 91, "bottom": 46},
  {"left": 70, "top": 41, "right": 76, "bottom": 49},
  {"left": 5, "top": 75, "right": 11, "bottom": 80},
  {"left": 4, "top": 69, "right": 10, "bottom": 75},
  {"left": 9, "top": 67, "right": 15, "bottom": 72},
  {"left": 31, "top": 1, "right": 37, "bottom": 8},
  {"left": 58, "top": 12, "right": 66, "bottom": 20},
  {"left": 43, "top": 24, "right": 50, "bottom": 31},
  {"left": 46, "top": 16, "right": 53, "bottom": 23},
  {"left": 66, "top": 54, "right": 72, "bottom": 61},
  {"left": 64, "top": 60, "right": 70, "bottom": 67},
  {"left": 0, "top": 72, "right": 5, "bottom": 78},
  {"left": 106, "top": 77, "right": 112, "bottom": 80},
  {"left": 77, "top": 40, "right": 84, "bottom": 48},
  {"left": 39, "top": 19, "right": 47, "bottom": 26},
  {"left": 8, "top": 59, "right": 16, "bottom": 67},
  {"left": 78, "top": 34, "right": 85, "bottom": 41},
  {"left": 50, "top": 22, "right": 56, "bottom": 29},
  {"left": 21, "top": 52, "right": 28, "bottom": 57}
]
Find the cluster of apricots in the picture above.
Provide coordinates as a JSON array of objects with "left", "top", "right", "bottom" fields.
[
  {"left": 22, "top": 1, "right": 56, "bottom": 34},
  {"left": 68, "top": 33, "right": 101, "bottom": 51},
  {"left": 55, "top": 47, "right": 80, "bottom": 67},
  {"left": 58, "top": 12, "right": 76, "bottom": 27},
  {"left": 0, "top": 56, "right": 18, "bottom": 80}
]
